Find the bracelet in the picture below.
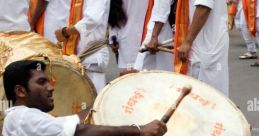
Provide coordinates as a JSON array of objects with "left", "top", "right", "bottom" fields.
[
  {"left": 131, "top": 124, "right": 141, "bottom": 136},
  {"left": 62, "top": 27, "right": 70, "bottom": 39}
]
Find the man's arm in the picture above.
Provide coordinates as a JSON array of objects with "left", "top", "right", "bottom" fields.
[
  {"left": 30, "top": 0, "right": 49, "bottom": 31},
  {"left": 177, "top": 5, "right": 211, "bottom": 61},
  {"left": 145, "top": 22, "right": 164, "bottom": 54},
  {"left": 75, "top": 120, "right": 167, "bottom": 136}
]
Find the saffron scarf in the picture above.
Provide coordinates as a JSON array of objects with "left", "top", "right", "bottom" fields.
[
  {"left": 173, "top": 0, "right": 189, "bottom": 74},
  {"left": 242, "top": 0, "right": 256, "bottom": 36},
  {"left": 63, "top": 0, "right": 84, "bottom": 55}
]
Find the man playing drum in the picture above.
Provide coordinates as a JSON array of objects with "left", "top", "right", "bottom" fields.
[
  {"left": 175, "top": 0, "right": 229, "bottom": 96},
  {"left": 133, "top": 0, "right": 174, "bottom": 71},
  {"left": 2, "top": 60, "right": 167, "bottom": 136},
  {"left": 51, "top": 0, "right": 110, "bottom": 93},
  {"left": 0, "top": 0, "right": 48, "bottom": 32}
]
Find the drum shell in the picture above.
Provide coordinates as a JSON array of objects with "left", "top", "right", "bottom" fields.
[{"left": 0, "top": 32, "right": 97, "bottom": 133}]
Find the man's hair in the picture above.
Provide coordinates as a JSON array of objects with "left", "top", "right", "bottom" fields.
[
  {"left": 3, "top": 60, "right": 46, "bottom": 102},
  {"left": 108, "top": 0, "right": 127, "bottom": 29}
]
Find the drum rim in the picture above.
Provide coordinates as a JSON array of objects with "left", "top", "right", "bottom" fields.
[{"left": 92, "top": 70, "right": 251, "bottom": 135}]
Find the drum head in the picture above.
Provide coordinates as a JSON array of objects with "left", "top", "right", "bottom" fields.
[{"left": 93, "top": 71, "right": 251, "bottom": 136}]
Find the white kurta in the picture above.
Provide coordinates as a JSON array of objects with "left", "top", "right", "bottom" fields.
[
  {"left": 43, "top": 0, "right": 110, "bottom": 93},
  {"left": 188, "top": 0, "right": 229, "bottom": 96},
  {"left": 0, "top": 0, "right": 30, "bottom": 31},
  {"left": 3, "top": 106, "right": 79, "bottom": 136},
  {"left": 134, "top": 0, "right": 174, "bottom": 71},
  {"left": 109, "top": 0, "right": 148, "bottom": 69}
]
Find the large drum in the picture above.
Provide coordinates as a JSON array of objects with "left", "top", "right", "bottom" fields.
[
  {"left": 91, "top": 71, "right": 251, "bottom": 136},
  {"left": 0, "top": 32, "right": 96, "bottom": 120}
]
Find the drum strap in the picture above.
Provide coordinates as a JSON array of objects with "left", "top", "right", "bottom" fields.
[
  {"left": 242, "top": 0, "right": 256, "bottom": 36},
  {"left": 78, "top": 39, "right": 108, "bottom": 60},
  {"left": 141, "top": 0, "right": 154, "bottom": 44},
  {"left": 173, "top": 0, "right": 189, "bottom": 74}
]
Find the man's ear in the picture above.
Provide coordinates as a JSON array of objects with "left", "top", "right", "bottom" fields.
[{"left": 14, "top": 85, "right": 27, "bottom": 98}]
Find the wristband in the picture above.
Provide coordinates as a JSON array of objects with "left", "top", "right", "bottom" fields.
[{"left": 131, "top": 124, "right": 141, "bottom": 136}]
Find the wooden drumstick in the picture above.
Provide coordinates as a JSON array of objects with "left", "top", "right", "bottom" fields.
[
  {"left": 161, "top": 85, "right": 192, "bottom": 123},
  {"left": 139, "top": 38, "right": 174, "bottom": 54},
  {"left": 139, "top": 46, "right": 174, "bottom": 54}
]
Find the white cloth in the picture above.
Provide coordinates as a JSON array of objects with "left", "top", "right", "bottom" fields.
[
  {"left": 44, "top": 0, "right": 71, "bottom": 43},
  {"left": 0, "top": 0, "right": 30, "bottom": 31},
  {"left": 109, "top": 0, "right": 149, "bottom": 69},
  {"left": 2, "top": 106, "right": 79, "bottom": 136},
  {"left": 134, "top": 0, "right": 174, "bottom": 71},
  {"left": 43, "top": 0, "right": 110, "bottom": 93},
  {"left": 187, "top": 0, "right": 229, "bottom": 96}
]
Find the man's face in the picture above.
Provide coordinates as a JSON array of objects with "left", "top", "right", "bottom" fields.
[{"left": 25, "top": 70, "right": 54, "bottom": 112}]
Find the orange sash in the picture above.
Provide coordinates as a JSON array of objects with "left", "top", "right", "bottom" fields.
[
  {"left": 242, "top": 0, "right": 256, "bottom": 36},
  {"left": 173, "top": 0, "right": 189, "bottom": 74},
  {"left": 228, "top": 2, "right": 237, "bottom": 30},
  {"left": 141, "top": 0, "right": 154, "bottom": 43},
  {"left": 28, "top": 0, "right": 45, "bottom": 35},
  {"left": 63, "top": 0, "right": 84, "bottom": 55}
]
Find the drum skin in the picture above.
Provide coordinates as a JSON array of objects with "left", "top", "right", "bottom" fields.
[
  {"left": 92, "top": 71, "right": 251, "bottom": 136},
  {"left": 0, "top": 32, "right": 97, "bottom": 134}
]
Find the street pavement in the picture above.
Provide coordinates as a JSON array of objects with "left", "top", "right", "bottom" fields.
[{"left": 104, "top": 29, "right": 259, "bottom": 135}]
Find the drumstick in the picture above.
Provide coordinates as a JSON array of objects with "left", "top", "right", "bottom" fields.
[
  {"left": 139, "top": 46, "right": 174, "bottom": 54},
  {"left": 161, "top": 85, "right": 192, "bottom": 123},
  {"left": 139, "top": 38, "right": 174, "bottom": 54}
]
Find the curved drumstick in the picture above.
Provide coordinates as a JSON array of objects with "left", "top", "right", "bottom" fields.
[{"left": 161, "top": 85, "right": 192, "bottom": 123}]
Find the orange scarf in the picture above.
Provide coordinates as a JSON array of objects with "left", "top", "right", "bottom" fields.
[
  {"left": 242, "top": 0, "right": 256, "bottom": 36},
  {"left": 228, "top": 2, "right": 237, "bottom": 30},
  {"left": 28, "top": 0, "right": 45, "bottom": 35},
  {"left": 174, "top": 0, "right": 189, "bottom": 74},
  {"left": 141, "top": 0, "right": 154, "bottom": 43},
  {"left": 63, "top": 0, "right": 84, "bottom": 55}
]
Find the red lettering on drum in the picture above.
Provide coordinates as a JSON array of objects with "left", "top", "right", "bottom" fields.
[
  {"left": 123, "top": 89, "right": 145, "bottom": 114},
  {"left": 211, "top": 122, "right": 226, "bottom": 136},
  {"left": 176, "top": 88, "right": 216, "bottom": 109}
]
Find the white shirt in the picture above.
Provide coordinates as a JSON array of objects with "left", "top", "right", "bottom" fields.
[
  {"left": 43, "top": 0, "right": 110, "bottom": 92},
  {"left": 74, "top": 0, "right": 110, "bottom": 91},
  {"left": 44, "top": 0, "right": 71, "bottom": 43},
  {"left": 143, "top": 0, "right": 173, "bottom": 45},
  {"left": 0, "top": 0, "right": 49, "bottom": 32},
  {"left": 0, "top": 0, "right": 30, "bottom": 31},
  {"left": 3, "top": 106, "right": 79, "bottom": 136},
  {"left": 189, "top": 0, "right": 228, "bottom": 60}
]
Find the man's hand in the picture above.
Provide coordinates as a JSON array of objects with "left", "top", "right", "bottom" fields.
[
  {"left": 177, "top": 41, "right": 192, "bottom": 62},
  {"left": 111, "top": 43, "right": 119, "bottom": 53},
  {"left": 145, "top": 37, "right": 159, "bottom": 54},
  {"left": 55, "top": 29, "right": 67, "bottom": 42},
  {"left": 140, "top": 120, "right": 167, "bottom": 136}
]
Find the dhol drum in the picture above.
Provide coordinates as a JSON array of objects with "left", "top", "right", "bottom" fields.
[
  {"left": 0, "top": 32, "right": 97, "bottom": 130},
  {"left": 91, "top": 71, "right": 251, "bottom": 136}
]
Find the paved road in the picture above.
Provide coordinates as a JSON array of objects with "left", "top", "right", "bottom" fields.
[{"left": 105, "top": 29, "right": 259, "bottom": 135}]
